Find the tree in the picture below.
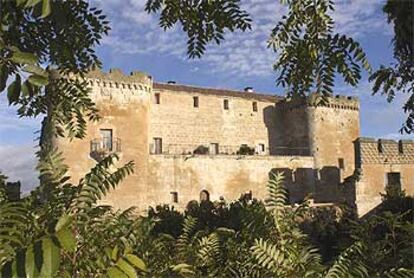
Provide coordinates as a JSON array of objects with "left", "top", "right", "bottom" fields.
[
  {"left": 370, "top": 0, "right": 414, "bottom": 133},
  {"left": 268, "top": 0, "right": 371, "bottom": 99},
  {"left": 0, "top": 0, "right": 109, "bottom": 156},
  {"left": 0, "top": 152, "right": 146, "bottom": 277},
  {"left": 145, "top": 0, "right": 252, "bottom": 59}
]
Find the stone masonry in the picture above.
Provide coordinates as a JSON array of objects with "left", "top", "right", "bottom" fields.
[{"left": 56, "top": 69, "right": 414, "bottom": 216}]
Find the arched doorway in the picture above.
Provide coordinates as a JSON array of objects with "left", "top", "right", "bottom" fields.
[{"left": 199, "top": 190, "right": 210, "bottom": 202}]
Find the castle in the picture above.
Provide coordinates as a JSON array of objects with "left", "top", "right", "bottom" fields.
[{"left": 57, "top": 69, "right": 414, "bottom": 216}]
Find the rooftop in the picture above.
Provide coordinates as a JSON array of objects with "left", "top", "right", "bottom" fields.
[{"left": 153, "top": 82, "right": 282, "bottom": 103}]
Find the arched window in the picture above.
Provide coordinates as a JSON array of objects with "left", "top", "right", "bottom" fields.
[{"left": 200, "top": 190, "right": 210, "bottom": 202}]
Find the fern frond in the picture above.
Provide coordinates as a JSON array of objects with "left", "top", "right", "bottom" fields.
[
  {"left": 382, "top": 268, "right": 414, "bottom": 278},
  {"left": 176, "top": 216, "right": 198, "bottom": 260},
  {"left": 73, "top": 154, "right": 134, "bottom": 209},
  {"left": 250, "top": 238, "right": 283, "bottom": 273},
  {"left": 197, "top": 233, "right": 221, "bottom": 267},
  {"left": 0, "top": 202, "right": 31, "bottom": 265},
  {"left": 325, "top": 241, "right": 368, "bottom": 278},
  {"left": 36, "top": 149, "right": 68, "bottom": 185},
  {"left": 266, "top": 172, "right": 288, "bottom": 208}
]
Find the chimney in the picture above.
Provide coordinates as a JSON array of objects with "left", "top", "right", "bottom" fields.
[
  {"left": 167, "top": 80, "right": 176, "bottom": 84},
  {"left": 244, "top": 86, "right": 254, "bottom": 93}
]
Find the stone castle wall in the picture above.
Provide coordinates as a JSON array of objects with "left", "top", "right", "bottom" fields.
[
  {"left": 354, "top": 138, "right": 414, "bottom": 215},
  {"left": 147, "top": 155, "right": 315, "bottom": 210},
  {"left": 55, "top": 68, "right": 413, "bottom": 216},
  {"left": 150, "top": 83, "right": 283, "bottom": 156},
  {"left": 57, "top": 69, "right": 152, "bottom": 210}
]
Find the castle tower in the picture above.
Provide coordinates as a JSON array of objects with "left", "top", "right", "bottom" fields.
[
  {"left": 306, "top": 94, "right": 360, "bottom": 201},
  {"left": 56, "top": 68, "right": 152, "bottom": 210}
]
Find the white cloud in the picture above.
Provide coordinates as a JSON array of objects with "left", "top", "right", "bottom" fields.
[
  {"left": 0, "top": 96, "right": 40, "bottom": 132},
  {"left": 333, "top": 0, "right": 391, "bottom": 38},
  {"left": 0, "top": 144, "right": 38, "bottom": 194},
  {"left": 92, "top": 0, "right": 390, "bottom": 78}
]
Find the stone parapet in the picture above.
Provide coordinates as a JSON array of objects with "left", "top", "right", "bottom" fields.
[
  {"left": 355, "top": 137, "right": 414, "bottom": 165},
  {"left": 86, "top": 68, "right": 152, "bottom": 92},
  {"left": 277, "top": 93, "right": 359, "bottom": 111},
  {"left": 85, "top": 68, "right": 153, "bottom": 104}
]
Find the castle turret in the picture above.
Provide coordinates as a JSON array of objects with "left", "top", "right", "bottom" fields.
[{"left": 57, "top": 68, "right": 153, "bottom": 210}]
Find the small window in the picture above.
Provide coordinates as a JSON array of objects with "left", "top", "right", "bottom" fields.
[
  {"left": 153, "top": 138, "right": 162, "bottom": 154},
  {"left": 209, "top": 143, "right": 219, "bottom": 155},
  {"left": 100, "top": 129, "right": 113, "bottom": 151},
  {"left": 338, "top": 158, "right": 345, "bottom": 170},
  {"left": 223, "top": 99, "right": 229, "bottom": 110},
  {"left": 200, "top": 190, "right": 210, "bottom": 202},
  {"left": 252, "top": 102, "right": 258, "bottom": 112},
  {"left": 193, "top": 96, "right": 199, "bottom": 108},
  {"left": 387, "top": 172, "right": 401, "bottom": 190},
  {"left": 258, "top": 143, "right": 265, "bottom": 154},
  {"left": 170, "top": 192, "right": 178, "bottom": 203},
  {"left": 154, "top": 93, "right": 161, "bottom": 104}
]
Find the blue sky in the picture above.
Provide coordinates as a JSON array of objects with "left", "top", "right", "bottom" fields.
[{"left": 0, "top": 0, "right": 413, "bottom": 192}]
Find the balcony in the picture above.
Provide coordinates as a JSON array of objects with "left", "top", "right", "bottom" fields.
[
  {"left": 149, "top": 143, "right": 310, "bottom": 157},
  {"left": 90, "top": 137, "right": 122, "bottom": 161}
]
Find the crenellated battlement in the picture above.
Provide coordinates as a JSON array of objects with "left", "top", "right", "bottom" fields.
[
  {"left": 355, "top": 137, "right": 414, "bottom": 165},
  {"left": 86, "top": 68, "right": 153, "bottom": 104},
  {"left": 277, "top": 93, "right": 359, "bottom": 111}
]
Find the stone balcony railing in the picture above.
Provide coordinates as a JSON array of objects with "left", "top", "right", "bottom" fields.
[
  {"left": 90, "top": 138, "right": 122, "bottom": 161},
  {"left": 149, "top": 143, "right": 310, "bottom": 157}
]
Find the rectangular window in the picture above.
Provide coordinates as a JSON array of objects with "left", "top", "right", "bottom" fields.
[
  {"left": 193, "top": 96, "right": 199, "bottom": 108},
  {"left": 258, "top": 143, "right": 265, "bottom": 154},
  {"left": 223, "top": 99, "right": 229, "bottom": 110},
  {"left": 154, "top": 93, "right": 161, "bottom": 104},
  {"left": 387, "top": 172, "right": 401, "bottom": 189},
  {"left": 338, "top": 158, "right": 345, "bottom": 170},
  {"left": 100, "top": 129, "right": 113, "bottom": 151},
  {"left": 252, "top": 102, "right": 258, "bottom": 112},
  {"left": 153, "top": 138, "right": 162, "bottom": 154},
  {"left": 209, "top": 143, "right": 219, "bottom": 155},
  {"left": 170, "top": 192, "right": 178, "bottom": 203}
]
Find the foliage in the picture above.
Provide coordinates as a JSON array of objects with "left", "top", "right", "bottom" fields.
[
  {"left": 0, "top": 0, "right": 109, "bottom": 147},
  {"left": 269, "top": 0, "right": 371, "bottom": 99},
  {"left": 0, "top": 152, "right": 147, "bottom": 277},
  {"left": 369, "top": 0, "right": 414, "bottom": 133},
  {"left": 236, "top": 144, "right": 255, "bottom": 155},
  {"left": 145, "top": 0, "right": 252, "bottom": 58},
  {"left": 193, "top": 145, "right": 209, "bottom": 155}
]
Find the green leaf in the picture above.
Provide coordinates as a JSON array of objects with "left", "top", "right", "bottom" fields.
[
  {"left": 10, "top": 51, "right": 38, "bottom": 65},
  {"left": 23, "top": 65, "right": 48, "bottom": 77},
  {"left": 0, "top": 65, "right": 8, "bottom": 92},
  {"left": 41, "top": 0, "right": 51, "bottom": 18},
  {"left": 107, "top": 266, "right": 128, "bottom": 278},
  {"left": 25, "top": 0, "right": 42, "bottom": 8},
  {"left": 7, "top": 74, "right": 21, "bottom": 104},
  {"left": 28, "top": 75, "right": 49, "bottom": 87},
  {"left": 40, "top": 238, "right": 60, "bottom": 278},
  {"left": 16, "top": 0, "right": 27, "bottom": 7},
  {"left": 111, "top": 246, "right": 119, "bottom": 261},
  {"left": 55, "top": 214, "right": 72, "bottom": 231},
  {"left": 125, "top": 254, "right": 146, "bottom": 272},
  {"left": 56, "top": 228, "right": 76, "bottom": 253},
  {"left": 116, "top": 258, "right": 137, "bottom": 278},
  {"left": 25, "top": 246, "right": 40, "bottom": 278}
]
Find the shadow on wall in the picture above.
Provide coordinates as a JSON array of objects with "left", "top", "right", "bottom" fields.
[
  {"left": 263, "top": 105, "right": 283, "bottom": 155},
  {"left": 263, "top": 104, "right": 311, "bottom": 156},
  {"left": 269, "top": 167, "right": 356, "bottom": 206}
]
